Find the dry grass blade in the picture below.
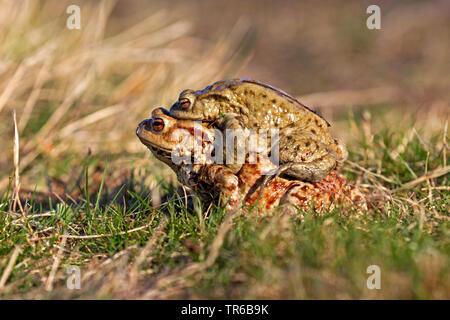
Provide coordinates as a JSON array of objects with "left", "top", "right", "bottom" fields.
[
  {"left": 36, "top": 226, "right": 148, "bottom": 240},
  {"left": 128, "top": 216, "right": 168, "bottom": 288},
  {"left": 59, "top": 103, "right": 125, "bottom": 138},
  {"left": 0, "top": 246, "right": 22, "bottom": 293},
  {"left": 144, "top": 208, "right": 243, "bottom": 298},
  {"left": 202, "top": 208, "right": 243, "bottom": 268},
  {"left": 0, "top": 64, "right": 26, "bottom": 114},
  {"left": 346, "top": 160, "right": 396, "bottom": 184},
  {"left": 12, "top": 111, "right": 20, "bottom": 211},
  {"left": 393, "top": 165, "right": 450, "bottom": 192},
  {"left": 45, "top": 233, "right": 68, "bottom": 291},
  {"left": 28, "top": 66, "right": 95, "bottom": 147},
  {"left": 19, "top": 58, "right": 53, "bottom": 132},
  {"left": 11, "top": 110, "right": 25, "bottom": 217}
]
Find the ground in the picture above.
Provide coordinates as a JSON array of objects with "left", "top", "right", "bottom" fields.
[{"left": 0, "top": 0, "right": 448, "bottom": 299}]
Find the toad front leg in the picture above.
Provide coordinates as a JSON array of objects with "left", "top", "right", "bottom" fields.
[
  {"left": 212, "top": 113, "right": 247, "bottom": 174},
  {"left": 197, "top": 164, "right": 241, "bottom": 211}
]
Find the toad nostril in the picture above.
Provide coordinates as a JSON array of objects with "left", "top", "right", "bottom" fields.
[
  {"left": 144, "top": 119, "right": 153, "bottom": 131},
  {"left": 139, "top": 119, "right": 153, "bottom": 131}
]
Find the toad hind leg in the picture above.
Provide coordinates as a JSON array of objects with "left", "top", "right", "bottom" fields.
[
  {"left": 275, "top": 129, "right": 341, "bottom": 182},
  {"left": 255, "top": 157, "right": 334, "bottom": 202},
  {"left": 278, "top": 153, "right": 338, "bottom": 182}
]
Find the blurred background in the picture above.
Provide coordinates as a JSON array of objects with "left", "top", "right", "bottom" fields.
[{"left": 0, "top": 0, "right": 448, "bottom": 193}]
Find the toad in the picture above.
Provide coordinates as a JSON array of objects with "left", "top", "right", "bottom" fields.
[
  {"left": 136, "top": 108, "right": 365, "bottom": 214},
  {"left": 168, "top": 79, "right": 348, "bottom": 182}
]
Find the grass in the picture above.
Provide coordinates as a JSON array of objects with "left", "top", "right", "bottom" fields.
[
  {"left": 0, "top": 1, "right": 449, "bottom": 299},
  {"left": 1, "top": 107, "right": 448, "bottom": 299}
]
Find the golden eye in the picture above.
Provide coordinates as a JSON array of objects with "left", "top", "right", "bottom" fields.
[
  {"left": 179, "top": 98, "right": 191, "bottom": 110},
  {"left": 152, "top": 118, "right": 165, "bottom": 132}
]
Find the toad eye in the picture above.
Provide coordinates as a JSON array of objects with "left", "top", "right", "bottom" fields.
[
  {"left": 178, "top": 98, "right": 191, "bottom": 110},
  {"left": 152, "top": 118, "right": 165, "bottom": 132}
]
